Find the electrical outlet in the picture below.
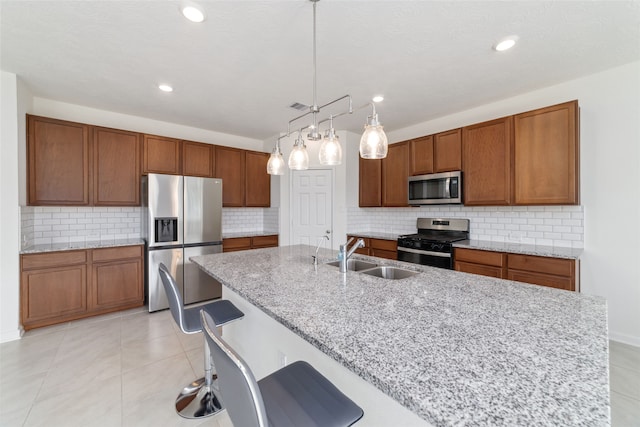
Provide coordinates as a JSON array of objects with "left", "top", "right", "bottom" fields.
[{"left": 277, "top": 350, "right": 288, "bottom": 367}]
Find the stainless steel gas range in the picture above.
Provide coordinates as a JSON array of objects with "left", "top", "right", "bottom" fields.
[{"left": 397, "top": 218, "right": 470, "bottom": 269}]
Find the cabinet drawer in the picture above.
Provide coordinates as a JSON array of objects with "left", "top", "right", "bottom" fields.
[
  {"left": 223, "top": 237, "right": 251, "bottom": 252},
  {"left": 370, "top": 238, "right": 397, "bottom": 252},
  {"left": 455, "top": 248, "right": 505, "bottom": 267},
  {"left": 507, "top": 270, "right": 574, "bottom": 291},
  {"left": 252, "top": 235, "right": 278, "bottom": 248},
  {"left": 22, "top": 250, "right": 87, "bottom": 270},
  {"left": 371, "top": 248, "right": 397, "bottom": 260},
  {"left": 455, "top": 261, "right": 505, "bottom": 279},
  {"left": 92, "top": 245, "right": 142, "bottom": 263},
  {"left": 507, "top": 254, "right": 574, "bottom": 277}
]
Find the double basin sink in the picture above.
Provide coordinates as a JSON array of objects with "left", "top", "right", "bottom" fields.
[{"left": 325, "top": 259, "right": 418, "bottom": 280}]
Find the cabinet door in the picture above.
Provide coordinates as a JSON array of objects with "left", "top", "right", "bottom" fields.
[
  {"left": 359, "top": 158, "right": 382, "bottom": 207},
  {"left": 223, "top": 237, "right": 252, "bottom": 252},
  {"left": 27, "top": 115, "right": 90, "bottom": 205},
  {"left": 21, "top": 265, "right": 87, "bottom": 326},
  {"left": 143, "top": 134, "right": 182, "bottom": 175},
  {"left": 514, "top": 100, "right": 579, "bottom": 205},
  {"left": 91, "top": 258, "right": 143, "bottom": 310},
  {"left": 245, "top": 151, "right": 271, "bottom": 207},
  {"left": 216, "top": 146, "right": 245, "bottom": 207},
  {"left": 463, "top": 117, "right": 513, "bottom": 206},
  {"left": 182, "top": 141, "right": 214, "bottom": 177},
  {"left": 410, "top": 136, "right": 434, "bottom": 175},
  {"left": 434, "top": 128, "right": 462, "bottom": 172},
  {"left": 90, "top": 246, "right": 143, "bottom": 310},
  {"left": 507, "top": 270, "right": 574, "bottom": 291},
  {"left": 381, "top": 142, "right": 409, "bottom": 207},
  {"left": 93, "top": 127, "right": 141, "bottom": 206},
  {"left": 251, "top": 235, "right": 279, "bottom": 248},
  {"left": 455, "top": 261, "right": 505, "bottom": 279}
]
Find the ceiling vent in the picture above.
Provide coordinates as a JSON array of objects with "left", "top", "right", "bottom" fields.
[{"left": 289, "top": 102, "right": 309, "bottom": 111}]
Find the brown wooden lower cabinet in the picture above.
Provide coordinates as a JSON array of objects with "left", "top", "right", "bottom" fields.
[
  {"left": 223, "top": 235, "right": 279, "bottom": 252},
  {"left": 20, "top": 245, "right": 144, "bottom": 330},
  {"left": 91, "top": 246, "right": 143, "bottom": 310},
  {"left": 347, "top": 235, "right": 397, "bottom": 260},
  {"left": 454, "top": 248, "right": 577, "bottom": 291},
  {"left": 454, "top": 248, "right": 506, "bottom": 278}
]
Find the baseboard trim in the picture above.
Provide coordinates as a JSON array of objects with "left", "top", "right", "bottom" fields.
[
  {"left": 0, "top": 327, "right": 25, "bottom": 343},
  {"left": 609, "top": 332, "right": 640, "bottom": 348}
]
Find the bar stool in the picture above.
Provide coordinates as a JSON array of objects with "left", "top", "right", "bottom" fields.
[
  {"left": 200, "top": 309, "right": 364, "bottom": 427},
  {"left": 158, "top": 263, "right": 244, "bottom": 419}
]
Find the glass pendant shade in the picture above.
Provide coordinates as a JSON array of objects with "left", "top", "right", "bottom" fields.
[
  {"left": 266, "top": 150, "right": 285, "bottom": 175},
  {"left": 359, "top": 123, "right": 388, "bottom": 159},
  {"left": 319, "top": 130, "right": 342, "bottom": 165},
  {"left": 288, "top": 141, "right": 309, "bottom": 170}
]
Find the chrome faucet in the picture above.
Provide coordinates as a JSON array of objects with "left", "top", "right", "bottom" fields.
[
  {"left": 339, "top": 237, "right": 365, "bottom": 273},
  {"left": 312, "top": 235, "right": 330, "bottom": 266}
]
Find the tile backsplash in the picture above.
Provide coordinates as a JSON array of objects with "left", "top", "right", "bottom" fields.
[
  {"left": 348, "top": 205, "right": 584, "bottom": 248},
  {"left": 21, "top": 206, "right": 280, "bottom": 247}
]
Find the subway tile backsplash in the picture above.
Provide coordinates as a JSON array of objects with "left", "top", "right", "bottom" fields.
[
  {"left": 348, "top": 205, "right": 584, "bottom": 248},
  {"left": 21, "top": 206, "right": 280, "bottom": 247}
]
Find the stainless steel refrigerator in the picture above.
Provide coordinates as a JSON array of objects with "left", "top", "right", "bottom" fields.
[{"left": 142, "top": 174, "right": 223, "bottom": 312}]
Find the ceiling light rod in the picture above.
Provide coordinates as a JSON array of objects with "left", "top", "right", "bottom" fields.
[{"left": 287, "top": 94, "right": 353, "bottom": 136}]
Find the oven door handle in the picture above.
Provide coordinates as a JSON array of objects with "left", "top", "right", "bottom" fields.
[{"left": 397, "top": 247, "right": 451, "bottom": 258}]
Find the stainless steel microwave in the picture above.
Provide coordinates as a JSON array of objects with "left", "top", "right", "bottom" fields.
[{"left": 408, "top": 171, "right": 462, "bottom": 205}]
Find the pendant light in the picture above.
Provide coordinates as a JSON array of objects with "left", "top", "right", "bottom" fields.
[
  {"left": 359, "top": 103, "right": 388, "bottom": 159},
  {"left": 266, "top": 139, "right": 285, "bottom": 175},
  {"left": 288, "top": 132, "right": 309, "bottom": 170},
  {"left": 266, "top": 0, "right": 389, "bottom": 175},
  {"left": 319, "top": 116, "right": 342, "bottom": 165}
]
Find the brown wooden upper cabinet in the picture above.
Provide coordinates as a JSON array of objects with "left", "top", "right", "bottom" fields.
[
  {"left": 142, "top": 134, "right": 182, "bottom": 175},
  {"left": 359, "top": 157, "right": 382, "bottom": 207},
  {"left": 245, "top": 151, "right": 271, "bottom": 207},
  {"left": 382, "top": 141, "right": 410, "bottom": 207},
  {"left": 28, "top": 115, "right": 91, "bottom": 206},
  {"left": 514, "top": 100, "right": 579, "bottom": 205},
  {"left": 462, "top": 117, "right": 513, "bottom": 206},
  {"left": 409, "top": 135, "right": 434, "bottom": 175},
  {"left": 182, "top": 140, "right": 215, "bottom": 177},
  {"left": 93, "top": 127, "right": 140, "bottom": 206},
  {"left": 434, "top": 128, "right": 462, "bottom": 172},
  {"left": 215, "top": 146, "right": 245, "bottom": 207}
]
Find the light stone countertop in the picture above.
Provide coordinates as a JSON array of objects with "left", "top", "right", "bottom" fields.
[
  {"left": 20, "top": 238, "right": 145, "bottom": 254},
  {"left": 347, "top": 231, "right": 400, "bottom": 241},
  {"left": 453, "top": 239, "right": 584, "bottom": 260},
  {"left": 222, "top": 231, "right": 279, "bottom": 239},
  {"left": 191, "top": 245, "right": 609, "bottom": 427}
]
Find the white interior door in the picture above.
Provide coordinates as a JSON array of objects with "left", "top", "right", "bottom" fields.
[{"left": 291, "top": 169, "right": 333, "bottom": 250}]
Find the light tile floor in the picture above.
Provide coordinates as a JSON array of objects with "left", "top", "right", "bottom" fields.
[{"left": 1, "top": 308, "right": 639, "bottom": 426}]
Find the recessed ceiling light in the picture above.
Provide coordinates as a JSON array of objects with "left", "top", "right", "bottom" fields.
[
  {"left": 493, "top": 36, "right": 519, "bottom": 52},
  {"left": 372, "top": 95, "right": 384, "bottom": 103},
  {"left": 180, "top": 2, "right": 206, "bottom": 23},
  {"left": 158, "top": 84, "right": 173, "bottom": 92}
]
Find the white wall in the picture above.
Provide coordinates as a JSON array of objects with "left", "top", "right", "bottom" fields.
[
  {"left": 368, "top": 61, "right": 640, "bottom": 346},
  {"left": 0, "top": 72, "right": 28, "bottom": 342}
]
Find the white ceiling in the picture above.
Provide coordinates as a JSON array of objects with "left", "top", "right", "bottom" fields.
[{"left": 2, "top": 1, "right": 639, "bottom": 143}]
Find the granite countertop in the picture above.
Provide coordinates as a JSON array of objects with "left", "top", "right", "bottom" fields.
[
  {"left": 191, "top": 245, "right": 609, "bottom": 426},
  {"left": 347, "top": 231, "right": 400, "bottom": 241},
  {"left": 453, "top": 239, "right": 584, "bottom": 260},
  {"left": 222, "top": 231, "right": 279, "bottom": 239},
  {"left": 20, "top": 238, "right": 145, "bottom": 254}
]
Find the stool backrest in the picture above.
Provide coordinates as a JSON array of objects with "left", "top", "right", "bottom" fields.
[
  {"left": 158, "top": 263, "right": 187, "bottom": 333},
  {"left": 201, "top": 310, "right": 269, "bottom": 427}
]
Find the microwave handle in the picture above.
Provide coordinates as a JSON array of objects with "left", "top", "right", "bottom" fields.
[{"left": 444, "top": 178, "right": 451, "bottom": 199}]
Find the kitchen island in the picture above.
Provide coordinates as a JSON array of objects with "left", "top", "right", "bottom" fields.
[{"left": 191, "top": 245, "right": 609, "bottom": 426}]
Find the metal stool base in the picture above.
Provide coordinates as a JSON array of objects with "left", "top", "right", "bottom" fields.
[{"left": 175, "top": 376, "right": 224, "bottom": 419}]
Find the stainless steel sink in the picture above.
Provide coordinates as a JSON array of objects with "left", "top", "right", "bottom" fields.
[
  {"left": 325, "top": 259, "right": 378, "bottom": 271},
  {"left": 360, "top": 266, "right": 418, "bottom": 280}
]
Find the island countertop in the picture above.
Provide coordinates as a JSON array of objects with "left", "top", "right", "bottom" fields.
[{"left": 191, "top": 245, "right": 609, "bottom": 426}]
